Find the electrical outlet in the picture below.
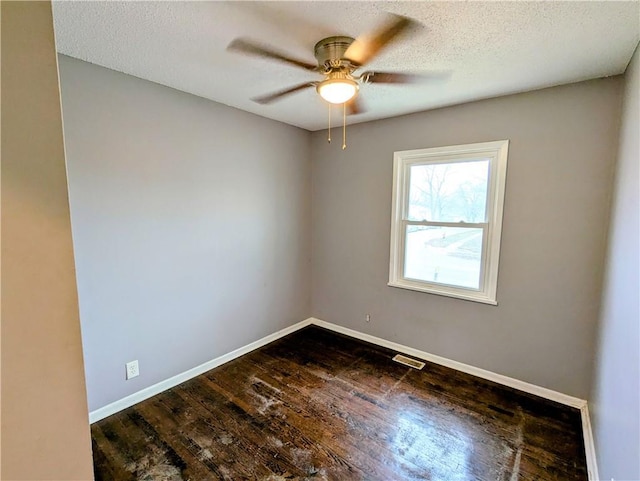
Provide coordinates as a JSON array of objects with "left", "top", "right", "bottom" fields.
[
  {"left": 365, "top": 314, "right": 371, "bottom": 323},
  {"left": 126, "top": 360, "right": 139, "bottom": 380}
]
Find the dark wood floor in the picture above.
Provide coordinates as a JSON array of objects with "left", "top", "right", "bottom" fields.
[{"left": 91, "top": 326, "right": 587, "bottom": 480}]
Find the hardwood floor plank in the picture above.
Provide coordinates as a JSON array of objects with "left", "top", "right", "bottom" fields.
[
  {"left": 196, "top": 360, "right": 371, "bottom": 478},
  {"left": 223, "top": 350, "right": 416, "bottom": 478},
  {"left": 91, "top": 427, "right": 137, "bottom": 481},
  {"left": 132, "top": 394, "right": 234, "bottom": 480},
  {"left": 91, "top": 326, "right": 588, "bottom": 480}
]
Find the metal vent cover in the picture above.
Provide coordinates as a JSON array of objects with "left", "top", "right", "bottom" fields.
[{"left": 392, "top": 354, "right": 425, "bottom": 370}]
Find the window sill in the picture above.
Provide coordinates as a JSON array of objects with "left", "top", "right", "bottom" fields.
[{"left": 387, "top": 281, "right": 498, "bottom": 305}]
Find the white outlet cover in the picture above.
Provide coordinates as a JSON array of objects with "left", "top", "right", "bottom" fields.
[{"left": 126, "top": 360, "right": 139, "bottom": 380}]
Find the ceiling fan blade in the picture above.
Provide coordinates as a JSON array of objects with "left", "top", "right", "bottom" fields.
[
  {"left": 252, "top": 82, "right": 316, "bottom": 104},
  {"left": 359, "top": 71, "right": 425, "bottom": 84},
  {"left": 347, "top": 97, "right": 366, "bottom": 115},
  {"left": 228, "top": 38, "right": 318, "bottom": 71},
  {"left": 344, "top": 14, "right": 416, "bottom": 67}
]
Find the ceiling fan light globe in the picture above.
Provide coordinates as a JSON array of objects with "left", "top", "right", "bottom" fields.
[{"left": 317, "top": 78, "right": 358, "bottom": 104}]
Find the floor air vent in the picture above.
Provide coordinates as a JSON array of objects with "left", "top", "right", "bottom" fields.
[{"left": 392, "top": 354, "right": 425, "bottom": 370}]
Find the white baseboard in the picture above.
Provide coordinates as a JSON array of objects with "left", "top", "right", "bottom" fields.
[
  {"left": 89, "top": 315, "right": 598, "bottom": 480},
  {"left": 309, "top": 318, "right": 587, "bottom": 409},
  {"left": 88, "top": 318, "right": 313, "bottom": 423},
  {"left": 580, "top": 404, "right": 600, "bottom": 481}
]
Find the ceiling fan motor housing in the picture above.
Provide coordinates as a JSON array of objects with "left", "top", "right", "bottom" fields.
[{"left": 314, "top": 36, "right": 355, "bottom": 69}]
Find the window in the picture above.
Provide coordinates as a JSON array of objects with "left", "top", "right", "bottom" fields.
[{"left": 389, "top": 140, "right": 509, "bottom": 304}]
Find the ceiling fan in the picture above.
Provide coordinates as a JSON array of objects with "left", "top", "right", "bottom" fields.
[{"left": 227, "top": 13, "right": 423, "bottom": 116}]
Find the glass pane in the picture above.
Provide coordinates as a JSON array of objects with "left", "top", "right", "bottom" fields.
[
  {"left": 407, "top": 160, "right": 489, "bottom": 223},
  {"left": 404, "top": 226, "right": 483, "bottom": 289}
]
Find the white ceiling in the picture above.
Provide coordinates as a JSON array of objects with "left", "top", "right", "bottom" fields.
[{"left": 52, "top": 1, "right": 639, "bottom": 132}]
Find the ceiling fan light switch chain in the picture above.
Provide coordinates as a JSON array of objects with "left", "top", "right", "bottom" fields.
[
  {"left": 342, "top": 102, "right": 347, "bottom": 150},
  {"left": 328, "top": 103, "right": 331, "bottom": 144}
]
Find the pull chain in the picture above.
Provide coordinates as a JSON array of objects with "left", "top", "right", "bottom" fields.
[
  {"left": 327, "top": 103, "right": 331, "bottom": 143},
  {"left": 342, "top": 102, "right": 347, "bottom": 150}
]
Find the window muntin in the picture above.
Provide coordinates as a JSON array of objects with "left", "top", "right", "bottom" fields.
[{"left": 389, "top": 141, "right": 508, "bottom": 304}]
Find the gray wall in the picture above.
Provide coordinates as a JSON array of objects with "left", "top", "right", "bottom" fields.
[
  {"left": 591, "top": 44, "right": 640, "bottom": 480},
  {"left": 311, "top": 78, "right": 622, "bottom": 399},
  {"left": 1, "top": 5, "right": 93, "bottom": 479},
  {"left": 59, "top": 49, "right": 629, "bottom": 427},
  {"left": 58, "top": 56, "right": 311, "bottom": 412}
]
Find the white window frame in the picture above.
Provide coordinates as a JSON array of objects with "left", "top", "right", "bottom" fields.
[{"left": 388, "top": 140, "right": 509, "bottom": 305}]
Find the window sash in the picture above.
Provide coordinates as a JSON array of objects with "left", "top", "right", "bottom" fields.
[
  {"left": 404, "top": 158, "right": 492, "bottom": 225},
  {"left": 398, "top": 221, "right": 489, "bottom": 292},
  {"left": 403, "top": 220, "right": 487, "bottom": 228}
]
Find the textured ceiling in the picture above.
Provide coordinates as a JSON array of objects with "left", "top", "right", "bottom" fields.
[{"left": 52, "top": 1, "right": 639, "bottom": 131}]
